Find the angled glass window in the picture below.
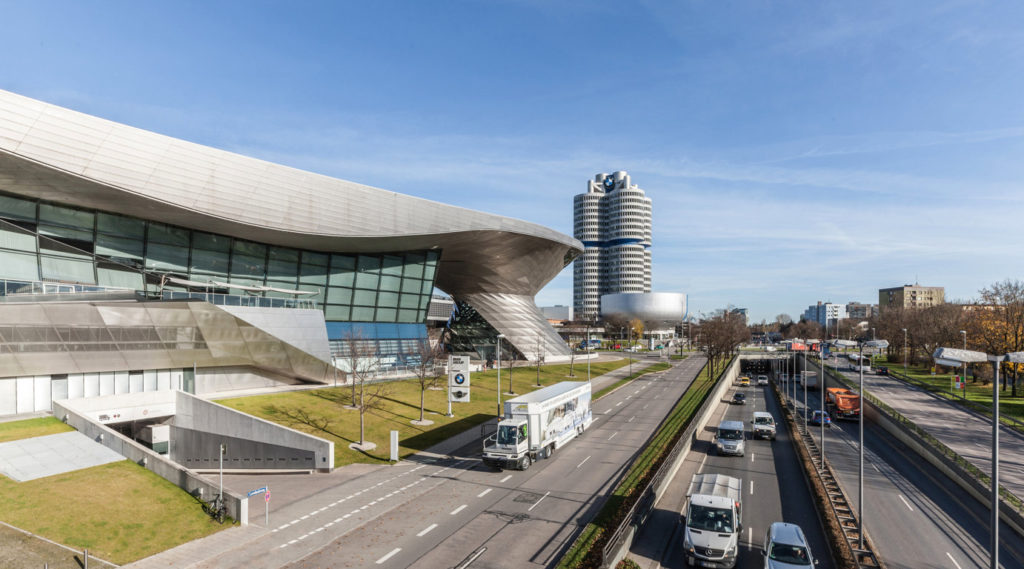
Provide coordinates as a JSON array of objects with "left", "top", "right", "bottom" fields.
[
  {"left": 354, "top": 271, "right": 379, "bottom": 290},
  {"left": 324, "top": 305, "right": 351, "bottom": 320},
  {"left": 302, "top": 251, "right": 328, "bottom": 266},
  {"left": 0, "top": 250, "right": 39, "bottom": 280},
  {"left": 377, "top": 291, "right": 399, "bottom": 308},
  {"left": 381, "top": 255, "right": 404, "bottom": 276},
  {"left": 39, "top": 203, "right": 94, "bottom": 230},
  {"left": 403, "top": 252, "right": 425, "bottom": 278},
  {"left": 352, "top": 306, "right": 375, "bottom": 321},
  {"left": 98, "top": 268, "right": 145, "bottom": 290},
  {"left": 190, "top": 248, "right": 229, "bottom": 276},
  {"left": 231, "top": 254, "right": 265, "bottom": 277},
  {"left": 326, "top": 287, "right": 352, "bottom": 305},
  {"left": 401, "top": 278, "right": 421, "bottom": 294},
  {"left": 0, "top": 225, "right": 37, "bottom": 252},
  {"left": 357, "top": 255, "right": 381, "bottom": 274},
  {"left": 96, "top": 234, "right": 143, "bottom": 261},
  {"left": 268, "top": 247, "right": 299, "bottom": 279},
  {"left": 192, "top": 231, "right": 231, "bottom": 252},
  {"left": 146, "top": 243, "right": 189, "bottom": 272},
  {"left": 398, "top": 309, "right": 421, "bottom": 323},
  {"left": 232, "top": 239, "right": 266, "bottom": 259},
  {"left": 300, "top": 263, "right": 328, "bottom": 286},
  {"left": 97, "top": 213, "right": 145, "bottom": 238},
  {"left": 379, "top": 275, "right": 401, "bottom": 292},
  {"left": 376, "top": 307, "right": 397, "bottom": 322},
  {"left": 0, "top": 194, "right": 37, "bottom": 222},
  {"left": 353, "top": 289, "right": 377, "bottom": 306},
  {"left": 41, "top": 255, "right": 95, "bottom": 283},
  {"left": 148, "top": 222, "right": 190, "bottom": 246},
  {"left": 399, "top": 293, "right": 420, "bottom": 309},
  {"left": 329, "top": 255, "right": 355, "bottom": 287}
]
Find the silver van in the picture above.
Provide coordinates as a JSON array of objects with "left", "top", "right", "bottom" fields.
[{"left": 716, "top": 420, "right": 745, "bottom": 456}]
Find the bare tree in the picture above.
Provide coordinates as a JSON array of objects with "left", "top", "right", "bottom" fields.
[
  {"left": 566, "top": 338, "right": 578, "bottom": 378},
  {"left": 700, "top": 311, "right": 748, "bottom": 380},
  {"left": 503, "top": 344, "right": 517, "bottom": 395},
  {"left": 339, "top": 330, "right": 391, "bottom": 448},
  {"left": 974, "top": 279, "right": 1024, "bottom": 394},
  {"left": 409, "top": 337, "right": 444, "bottom": 423},
  {"left": 535, "top": 334, "right": 545, "bottom": 386}
]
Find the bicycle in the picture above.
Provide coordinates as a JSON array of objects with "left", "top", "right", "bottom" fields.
[{"left": 203, "top": 493, "right": 227, "bottom": 524}]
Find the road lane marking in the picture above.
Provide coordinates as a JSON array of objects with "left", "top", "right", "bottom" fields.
[
  {"left": 451, "top": 505, "right": 467, "bottom": 515},
  {"left": 898, "top": 494, "right": 914, "bottom": 511},
  {"left": 577, "top": 456, "right": 591, "bottom": 468},
  {"left": 616, "top": 401, "right": 623, "bottom": 407},
  {"left": 628, "top": 416, "right": 635, "bottom": 422},
  {"left": 609, "top": 432, "right": 618, "bottom": 441},
  {"left": 643, "top": 404, "right": 649, "bottom": 410},
  {"left": 528, "top": 491, "right": 551, "bottom": 511},
  {"left": 946, "top": 552, "right": 962, "bottom": 569},
  {"left": 750, "top": 480, "right": 754, "bottom": 495},
  {"left": 300, "top": 515, "right": 309, "bottom": 520},
  {"left": 417, "top": 523, "right": 438, "bottom": 537},
  {"left": 478, "top": 488, "right": 492, "bottom": 498},
  {"left": 751, "top": 453, "right": 755, "bottom": 462},
  {"left": 500, "top": 475, "right": 512, "bottom": 483},
  {"left": 872, "top": 464, "right": 881, "bottom": 473},
  {"left": 376, "top": 548, "right": 401, "bottom": 564},
  {"left": 603, "top": 409, "right": 611, "bottom": 414}
]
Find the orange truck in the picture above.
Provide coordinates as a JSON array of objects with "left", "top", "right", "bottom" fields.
[{"left": 826, "top": 387, "right": 860, "bottom": 420}]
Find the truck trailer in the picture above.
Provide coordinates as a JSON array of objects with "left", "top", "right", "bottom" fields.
[
  {"left": 481, "top": 381, "right": 592, "bottom": 471},
  {"left": 682, "top": 473, "right": 743, "bottom": 568},
  {"left": 826, "top": 387, "right": 860, "bottom": 419}
]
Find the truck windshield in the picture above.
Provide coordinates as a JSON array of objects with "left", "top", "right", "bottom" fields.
[
  {"left": 496, "top": 424, "right": 519, "bottom": 446},
  {"left": 755, "top": 417, "right": 773, "bottom": 425},
  {"left": 687, "top": 504, "right": 734, "bottom": 532},
  {"left": 719, "top": 428, "right": 743, "bottom": 440}
]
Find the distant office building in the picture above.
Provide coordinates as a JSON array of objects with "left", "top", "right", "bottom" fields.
[
  {"left": 845, "top": 302, "right": 878, "bottom": 319},
  {"left": 803, "top": 302, "right": 847, "bottom": 328},
  {"left": 573, "top": 171, "right": 652, "bottom": 320},
  {"left": 540, "top": 305, "right": 573, "bottom": 322},
  {"left": 730, "top": 307, "right": 749, "bottom": 325},
  {"left": 879, "top": 285, "right": 945, "bottom": 310}
]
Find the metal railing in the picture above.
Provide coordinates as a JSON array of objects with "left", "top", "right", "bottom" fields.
[{"left": 161, "top": 290, "right": 317, "bottom": 310}]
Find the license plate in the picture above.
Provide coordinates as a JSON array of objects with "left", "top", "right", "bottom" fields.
[{"left": 700, "top": 562, "right": 717, "bottom": 568}]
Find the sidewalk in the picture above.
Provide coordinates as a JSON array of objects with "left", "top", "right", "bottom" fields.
[{"left": 123, "top": 357, "right": 666, "bottom": 568}]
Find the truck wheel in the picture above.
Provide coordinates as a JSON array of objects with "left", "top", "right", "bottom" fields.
[{"left": 521, "top": 454, "right": 532, "bottom": 470}]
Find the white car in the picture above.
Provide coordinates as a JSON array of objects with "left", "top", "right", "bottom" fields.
[{"left": 756, "top": 375, "right": 769, "bottom": 386}]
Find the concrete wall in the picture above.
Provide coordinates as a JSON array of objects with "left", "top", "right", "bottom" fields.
[
  {"left": 196, "top": 366, "right": 305, "bottom": 395},
  {"left": 174, "top": 391, "right": 334, "bottom": 472},
  {"left": 52, "top": 399, "right": 249, "bottom": 525}
]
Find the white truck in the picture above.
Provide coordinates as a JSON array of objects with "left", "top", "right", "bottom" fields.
[
  {"left": 481, "top": 381, "right": 592, "bottom": 471},
  {"left": 798, "top": 371, "right": 818, "bottom": 390},
  {"left": 682, "top": 473, "right": 743, "bottom": 568}
]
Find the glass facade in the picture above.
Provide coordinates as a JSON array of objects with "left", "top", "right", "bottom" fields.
[{"left": 0, "top": 191, "right": 441, "bottom": 336}]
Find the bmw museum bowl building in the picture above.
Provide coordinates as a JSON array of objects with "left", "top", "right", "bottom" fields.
[{"left": 0, "top": 89, "right": 581, "bottom": 417}]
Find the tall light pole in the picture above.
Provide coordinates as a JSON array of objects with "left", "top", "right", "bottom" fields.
[
  {"left": 586, "top": 321, "right": 592, "bottom": 384},
  {"left": 934, "top": 347, "right": 1024, "bottom": 569},
  {"left": 803, "top": 347, "right": 808, "bottom": 433},
  {"left": 961, "top": 330, "right": 968, "bottom": 399},
  {"left": 902, "top": 328, "right": 908, "bottom": 375},
  {"left": 496, "top": 334, "right": 505, "bottom": 417}
]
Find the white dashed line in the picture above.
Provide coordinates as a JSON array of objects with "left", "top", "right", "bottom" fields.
[
  {"left": 300, "top": 515, "right": 309, "bottom": 520},
  {"left": 528, "top": 491, "right": 551, "bottom": 511},
  {"left": 376, "top": 548, "right": 401, "bottom": 564},
  {"left": 608, "top": 432, "right": 618, "bottom": 441},
  {"left": 628, "top": 416, "right": 635, "bottom": 422},
  {"left": 898, "top": 494, "right": 914, "bottom": 511},
  {"left": 750, "top": 480, "right": 754, "bottom": 494},
  {"left": 603, "top": 409, "right": 611, "bottom": 414},
  {"left": 642, "top": 404, "right": 649, "bottom": 410},
  {"left": 751, "top": 453, "right": 755, "bottom": 462},
  {"left": 500, "top": 475, "right": 512, "bottom": 483},
  {"left": 451, "top": 505, "right": 467, "bottom": 515},
  {"left": 616, "top": 402, "right": 623, "bottom": 407},
  {"left": 946, "top": 552, "right": 962, "bottom": 569},
  {"left": 417, "top": 523, "right": 438, "bottom": 537},
  {"left": 478, "top": 488, "right": 492, "bottom": 498},
  {"left": 577, "top": 456, "right": 591, "bottom": 468}
]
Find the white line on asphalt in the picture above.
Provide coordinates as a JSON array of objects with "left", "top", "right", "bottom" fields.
[
  {"left": 478, "top": 488, "right": 492, "bottom": 498},
  {"left": 872, "top": 464, "right": 881, "bottom": 473},
  {"left": 289, "top": 519, "right": 299, "bottom": 525},
  {"left": 751, "top": 454, "right": 755, "bottom": 462},
  {"left": 616, "top": 402, "right": 623, "bottom": 407},
  {"left": 500, "top": 475, "right": 512, "bottom": 483},
  {"left": 351, "top": 509, "right": 361, "bottom": 514},
  {"left": 609, "top": 432, "right": 618, "bottom": 441},
  {"left": 326, "top": 522, "right": 334, "bottom": 527},
  {"left": 634, "top": 389, "right": 641, "bottom": 394},
  {"left": 628, "top": 416, "right": 635, "bottom": 422},
  {"left": 946, "top": 552, "right": 962, "bottom": 569},
  {"left": 335, "top": 517, "right": 343, "bottom": 523},
  {"left": 898, "top": 494, "right": 914, "bottom": 511},
  {"left": 343, "top": 514, "right": 352, "bottom": 519},
  {"left": 300, "top": 515, "right": 309, "bottom": 520},
  {"left": 642, "top": 404, "right": 649, "bottom": 410},
  {"left": 361, "top": 505, "right": 369, "bottom": 510},
  {"left": 603, "top": 409, "right": 611, "bottom": 414},
  {"left": 748, "top": 527, "right": 752, "bottom": 546},
  {"left": 318, "top": 506, "right": 328, "bottom": 512},
  {"left": 750, "top": 481, "right": 754, "bottom": 495},
  {"left": 417, "top": 523, "right": 438, "bottom": 537},
  {"left": 376, "top": 548, "right": 401, "bottom": 564},
  {"left": 451, "top": 505, "right": 467, "bottom": 515},
  {"left": 577, "top": 456, "right": 591, "bottom": 468},
  {"left": 528, "top": 491, "right": 551, "bottom": 511}
]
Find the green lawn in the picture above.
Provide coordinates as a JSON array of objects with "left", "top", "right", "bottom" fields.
[
  {"left": 0, "top": 459, "right": 228, "bottom": 564},
  {"left": 219, "top": 359, "right": 635, "bottom": 468},
  {"left": 0, "top": 417, "right": 73, "bottom": 443}
]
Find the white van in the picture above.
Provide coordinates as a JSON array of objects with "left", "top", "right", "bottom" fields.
[{"left": 715, "top": 420, "right": 745, "bottom": 456}]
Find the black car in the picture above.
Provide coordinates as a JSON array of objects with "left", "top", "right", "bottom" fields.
[
  {"left": 732, "top": 392, "right": 747, "bottom": 405},
  {"left": 877, "top": 366, "right": 889, "bottom": 376}
]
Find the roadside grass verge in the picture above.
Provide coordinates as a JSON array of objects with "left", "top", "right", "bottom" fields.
[
  {"left": 0, "top": 460, "right": 227, "bottom": 565},
  {"left": 556, "top": 357, "right": 721, "bottom": 569},
  {"left": 0, "top": 417, "right": 72, "bottom": 443},
  {"left": 219, "top": 359, "right": 633, "bottom": 468}
]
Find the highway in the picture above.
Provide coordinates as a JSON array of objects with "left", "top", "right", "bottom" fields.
[
  {"left": 251, "top": 356, "right": 711, "bottom": 569},
  {"left": 636, "top": 362, "right": 834, "bottom": 569},
  {"left": 785, "top": 366, "right": 1024, "bottom": 569}
]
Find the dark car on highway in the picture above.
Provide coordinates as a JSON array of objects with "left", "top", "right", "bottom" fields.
[
  {"left": 732, "top": 392, "right": 747, "bottom": 405},
  {"left": 877, "top": 366, "right": 889, "bottom": 376}
]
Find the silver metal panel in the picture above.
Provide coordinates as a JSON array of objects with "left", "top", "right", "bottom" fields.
[{"left": 459, "top": 292, "right": 571, "bottom": 360}]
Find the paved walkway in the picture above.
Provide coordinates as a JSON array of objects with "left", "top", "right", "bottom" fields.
[
  {"left": 0, "top": 431, "right": 124, "bottom": 482},
  {"left": 122, "top": 357, "right": 666, "bottom": 568}
]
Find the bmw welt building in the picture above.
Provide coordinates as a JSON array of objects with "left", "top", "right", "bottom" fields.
[{"left": 0, "top": 90, "right": 581, "bottom": 417}]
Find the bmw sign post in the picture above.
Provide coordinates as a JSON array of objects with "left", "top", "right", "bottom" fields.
[{"left": 448, "top": 355, "right": 471, "bottom": 415}]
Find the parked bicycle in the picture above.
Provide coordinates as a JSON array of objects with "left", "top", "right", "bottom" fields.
[{"left": 203, "top": 493, "right": 227, "bottom": 524}]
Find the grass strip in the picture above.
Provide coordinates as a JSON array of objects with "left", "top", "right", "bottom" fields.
[
  {"left": 556, "top": 356, "right": 725, "bottom": 569},
  {"left": 0, "top": 417, "right": 73, "bottom": 444}
]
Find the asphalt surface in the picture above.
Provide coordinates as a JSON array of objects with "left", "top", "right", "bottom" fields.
[
  {"left": 634, "top": 375, "right": 834, "bottom": 569},
  {"left": 786, "top": 364, "right": 1024, "bottom": 569}
]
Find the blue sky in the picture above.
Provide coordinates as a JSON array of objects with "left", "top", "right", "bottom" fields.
[{"left": 3, "top": 1, "right": 1023, "bottom": 323}]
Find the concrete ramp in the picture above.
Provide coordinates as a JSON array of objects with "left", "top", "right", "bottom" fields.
[{"left": 0, "top": 431, "right": 124, "bottom": 481}]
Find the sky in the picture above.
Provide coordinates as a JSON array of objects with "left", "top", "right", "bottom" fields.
[{"left": 2, "top": 1, "right": 1023, "bottom": 323}]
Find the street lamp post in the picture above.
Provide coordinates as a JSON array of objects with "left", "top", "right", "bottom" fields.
[
  {"left": 496, "top": 334, "right": 505, "bottom": 417},
  {"left": 933, "top": 347, "right": 1024, "bottom": 569},
  {"left": 961, "top": 330, "right": 968, "bottom": 399},
  {"left": 902, "top": 328, "right": 908, "bottom": 375},
  {"left": 586, "top": 322, "right": 592, "bottom": 384}
]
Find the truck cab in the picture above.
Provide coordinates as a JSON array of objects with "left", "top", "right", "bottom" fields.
[
  {"left": 484, "top": 418, "right": 531, "bottom": 470},
  {"left": 683, "top": 474, "right": 743, "bottom": 568}
]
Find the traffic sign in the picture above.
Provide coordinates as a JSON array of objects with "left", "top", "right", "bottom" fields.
[
  {"left": 265, "top": 490, "right": 271, "bottom": 503},
  {"left": 247, "top": 486, "right": 267, "bottom": 497}
]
